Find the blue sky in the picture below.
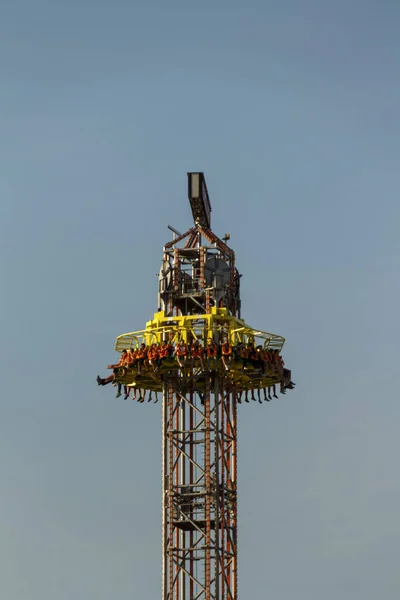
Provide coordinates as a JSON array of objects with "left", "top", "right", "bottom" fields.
[{"left": 2, "top": 0, "right": 400, "bottom": 598}]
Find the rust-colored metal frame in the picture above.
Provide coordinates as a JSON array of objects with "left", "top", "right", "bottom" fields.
[{"left": 162, "top": 375, "right": 237, "bottom": 600}]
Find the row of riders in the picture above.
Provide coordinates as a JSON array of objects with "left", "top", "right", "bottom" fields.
[{"left": 96, "top": 340, "right": 295, "bottom": 403}]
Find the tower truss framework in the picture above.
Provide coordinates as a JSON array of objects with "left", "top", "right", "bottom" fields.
[{"left": 162, "top": 379, "right": 237, "bottom": 600}]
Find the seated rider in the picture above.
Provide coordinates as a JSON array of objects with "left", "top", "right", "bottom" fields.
[
  {"left": 158, "top": 342, "right": 169, "bottom": 369},
  {"left": 136, "top": 343, "right": 148, "bottom": 375},
  {"left": 221, "top": 340, "right": 232, "bottom": 371},
  {"left": 126, "top": 347, "right": 137, "bottom": 368},
  {"left": 283, "top": 367, "right": 296, "bottom": 390},
  {"left": 148, "top": 343, "right": 159, "bottom": 371},
  {"left": 255, "top": 345, "right": 265, "bottom": 372},
  {"left": 96, "top": 349, "right": 127, "bottom": 391},
  {"left": 240, "top": 344, "right": 249, "bottom": 371},
  {"left": 247, "top": 343, "right": 257, "bottom": 366},
  {"left": 121, "top": 349, "right": 135, "bottom": 399},
  {"left": 263, "top": 348, "right": 272, "bottom": 375},
  {"left": 190, "top": 339, "right": 204, "bottom": 370},
  {"left": 275, "top": 351, "right": 296, "bottom": 394},
  {"left": 270, "top": 349, "right": 286, "bottom": 394},
  {"left": 206, "top": 339, "right": 218, "bottom": 370},
  {"left": 175, "top": 340, "right": 188, "bottom": 368}
]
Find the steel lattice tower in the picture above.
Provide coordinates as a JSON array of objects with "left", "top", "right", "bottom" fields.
[{"left": 104, "top": 173, "right": 290, "bottom": 600}]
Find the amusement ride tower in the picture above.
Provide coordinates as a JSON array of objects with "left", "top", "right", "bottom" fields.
[{"left": 98, "top": 173, "right": 293, "bottom": 600}]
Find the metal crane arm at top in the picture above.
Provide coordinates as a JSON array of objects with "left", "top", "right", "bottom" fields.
[{"left": 188, "top": 172, "right": 212, "bottom": 229}]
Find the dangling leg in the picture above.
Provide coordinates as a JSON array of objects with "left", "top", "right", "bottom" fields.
[
  {"left": 97, "top": 373, "right": 115, "bottom": 386},
  {"left": 124, "top": 386, "right": 130, "bottom": 400},
  {"left": 273, "top": 384, "right": 278, "bottom": 399},
  {"left": 226, "top": 381, "right": 231, "bottom": 399}
]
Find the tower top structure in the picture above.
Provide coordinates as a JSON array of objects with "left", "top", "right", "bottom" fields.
[{"left": 158, "top": 172, "right": 240, "bottom": 319}]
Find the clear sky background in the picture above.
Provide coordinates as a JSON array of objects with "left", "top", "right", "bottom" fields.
[{"left": 1, "top": 0, "right": 400, "bottom": 598}]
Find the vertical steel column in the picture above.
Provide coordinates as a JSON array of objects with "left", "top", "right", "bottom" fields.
[
  {"left": 219, "top": 382, "right": 226, "bottom": 600},
  {"left": 189, "top": 385, "right": 194, "bottom": 600},
  {"left": 175, "top": 389, "right": 180, "bottom": 600},
  {"left": 214, "top": 380, "right": 221, "bottom": 600},
  {"left": 230, "top": 256, "right": 236, "bottom": 318},
  {"left": 232, "top": 397, "right": 238, "bottom": 600},
  {"left": 162, "top": 372, "right": 237, "bottom": 600},
  {"left": 179, "top": 397, "right": 185, "bottom": 600},
  {"left": 168, "top": 384, "right": 174, "bottom": 600},
  {"left": 162, "top": 381, "right": 168, "bottom": 600},
  {"left": 199, "top": 247, "right": 206, "bottom": 291},
  {"left": 204, "top": 378, "right": 211, "bottom": 600},
  {"left": 173, "top": 248, "right": 179, "bottom": 292},
  {"left": 226, "top": 396, "right": 231, "bottom": 598}
]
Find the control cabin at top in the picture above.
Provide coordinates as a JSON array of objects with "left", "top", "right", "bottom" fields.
[{"left": 159, "top": 172, "right": 240, "bottom": 319}]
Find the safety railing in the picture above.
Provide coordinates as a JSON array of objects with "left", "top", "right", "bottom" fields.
[{"left": 114, "top": 310, "right": 285, "bottom": 352}]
